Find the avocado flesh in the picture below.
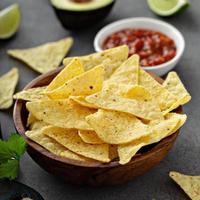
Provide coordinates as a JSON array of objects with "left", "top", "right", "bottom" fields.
[{"left": 51, "top": 0, "right": 114, "bottom": 11}]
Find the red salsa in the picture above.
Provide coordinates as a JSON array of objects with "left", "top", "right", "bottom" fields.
[{"left": 102, "top": 28, "right": 176, "bottom": 66}]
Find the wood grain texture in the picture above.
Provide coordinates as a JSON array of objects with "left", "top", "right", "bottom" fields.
[{"left": 13, "top": 68, "right": 182, "bottom": 186}]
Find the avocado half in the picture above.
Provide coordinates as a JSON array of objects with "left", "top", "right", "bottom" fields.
[{"left": 51, "top": 0, "right": 115, "bottom": 29}]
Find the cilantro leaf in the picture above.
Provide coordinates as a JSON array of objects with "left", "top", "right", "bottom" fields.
[
  {"left": 0, "top": 159, "right": 19, "bottom": 180},
  {"left": 0, "top": 133, "right": 26, "bottom": 180},
  {"left": 7, "top": 134, "right": 27, "bottom": 157},
  {"left": 0, "top": 140, "right": 16, "bottom": 163}
]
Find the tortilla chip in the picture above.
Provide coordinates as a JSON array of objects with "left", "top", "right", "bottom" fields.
[
  {"left": 118, "top": 114, "right": 182, "bottom": 164},
  {"left": 70, "top": 96, "right": 98, "bottom": 109},
  {"left": 8, "top": 37, "right": 73, "bottom": 74},
  {"left": 106, "top": 54, "right": 139, "bottom": 85},
  {"left": 46, "top": 57, "right": 84, "bottom": 91},
  {"left": 86, "top": 89, "right": 163, "bottom": 120},
  {"left": 86, "top": 109, "right": 151, "bottom": 144},
  {"left": 14, "top": 86, "right": 47, "bottom": 101},
  {"left": 163, "top": 72, "right": 191, "bottom": 115},
  {"left": 0, "top": 68, "right": 19, "bottom": 109},
  {"left": 46, "top": 65, "right": 104, "bottom": 99},
  {"left": 27, "top": 113, "right": 37, "bottom": 127},
  {"left": 26, "top": 99, "right": 94, "bottom": 130},
  {"left": 25, "top": 127, "right": 93, "bottom": 162},
  {"left": 139, "top": 67, "right": 177, "bottom": 111},
  {"left": 63, "top": 45, "right": 129, "bottom": 79},
  {"left": 78, "top": 130, "right": 104, "bottom": 144},
  {"left": 44, "top": 126, "right": 110, "bottom": 162},
  {"left": 30, "top": 120, "right": 48, "bottom": 130},
  {"left": 169, "top": 171, "right": 200, "bottom": 200}
]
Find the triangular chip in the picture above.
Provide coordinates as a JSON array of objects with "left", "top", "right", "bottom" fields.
[
  {"left": 86, "top": 89, "right": 163, "bottom": 120},
  {"left": 139, "top": 67, "right": 177, "bottom": 111},
  {"left": 78, "top": 130, "right": 104, "bottom": 144},
  {"left": 70, "top": 96, "right": 98, "bottom": 109},
  {"left": 14, "top": 86, "right": 48, "bottom": 101},
  {"left": 46, "top": 65, "right": 104, "bottom": 99},
  {"left": 118, "top": 113, "right": 184, "bottom": 164},
  {"left": 8, "top": 37, "right": 73, "bottom": 74},
  {"left": 169, "top": 171, "right": 200, "bottom": 200},
  {"left": 25, "top": 127, "right": 94, "bottom": 163},
  {"left": 0, "top": 68, "right": 19, "bottom": 109},
  {"left": 26, "top": 99, "right": 94, "bottom": 130},
  {"left": 86, "top": 109, "right": 151, "bottom": 144},
  {"left": 106, "top": 54, "right": 139, "bottom": 85},
  {"left": 163, "top": 72, "right": 191, "bottom": 115},
  {"left": 63, "top": 45, "right": 129, "bottom": 79},
  {"left": 44, "top": 126, "right": 110, "bottom": 162},
  {"left": 109, "top": 145, "right": 118, "bottom": 161},
  {"left": 46, "top": 57, "right": 84, "bottom": 91}
]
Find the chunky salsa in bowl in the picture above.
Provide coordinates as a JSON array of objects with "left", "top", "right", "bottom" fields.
[
  {"left": 94, "top": 17, "right": 185, "bottom": 75},
  {"left": 102, "top": 28, "right": 176, "bottom": 67}
]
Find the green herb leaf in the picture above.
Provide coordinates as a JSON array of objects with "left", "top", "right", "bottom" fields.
[
  {"left": 0, "top": 159, "right": 19, "bottom": 180},
  {"left": 0, "top": 133, "right": 26, "bottom": 180},
  {"left": 7, "top": 134, "right": 27, "bottom": 157}
]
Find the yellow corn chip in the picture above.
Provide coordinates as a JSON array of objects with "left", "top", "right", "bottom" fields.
[
  {"left": 139, "top": 68, "right": 177, "bottom": 111},
  {"left": 106, "top": 54, "right": 139, "bottom": 85},
  {"left": 163, "top": 72, "right": 191, "bottom": 115},
  {"left": 86, "top": 109, "right": 151, "bottom": 144},
  {"left": 0, "top": 68, "right": 19, "bottom": 109},
  {"left": 14, "top": 86, "right": 47, "bottom": 101},
  {"left": 26, "top": 127, "right": 93, "bottom": 162},
  {"left": 86, "top": 89, "right": 163, "bottom": 120},
  {"left": 26, "top": 99, "right": 94, "bottom": 130},
  {"left": 169, "top": 171, "right": 200, "bottom": 200},
  {"left": 44, "top": 126, "right": 110, "bottom": 162},
  {"left": 70, "top": 96, "right": 98, "bottom": 109},
  {"left": 8, "top": 37, "right": 73, "bottom": 74},
  {"left": 118, "top": 114, "right": 183, "bottom": 164},
  {"left": 63, "top": 45, "right": 129, "bottom": 79},
  {"left": 46, "top": 58, "right": 84, "bottom": 91},
  {"left": 78, "top": 130, "right": 104, "bottom": 144},
  {"left": 46, "top": 65, "right": 104, "bottom": 99},
  {"left": 27, "top": 113, "right": 37, "bottom": 127}
]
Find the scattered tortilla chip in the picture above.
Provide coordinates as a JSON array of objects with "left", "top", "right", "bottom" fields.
[
  {"left": 118, "top": 114, "right": 182, "bottom": 164},
  {"left": 13, "top": 86, "right": 47, "bottom": 101},
  {"left": 25, "top": 127, "right": 93, "bottom": 162},
  {"left": 78, "top": 130, "right": 104, "bottom": 144},
  {"left": 44, "top": 126, "right": 110, "bottom": 162},
  {"left": 86, "top": 89, "right": 163, "bottom": 120},
  {"left": 139, "top": 67, "right": 177, "bottom": 111},
  {"left": 46, "top": 57, "right": 84, "bottom": 91},
  {"left": 0, "top": 68, "right": 19, "bottom": 109},
  {"left": 26, "top": 99, "right": 94, "bottom": 130},
  {"left": 86, "top": 109, "right": 151, "bottom": 144},
  {"left": 8, "top": 37, "right": 73, "bottom": 74},
  {"left": 46, "top": 65, "right": 104, "bottom": 99},
  {"left": 169, "top": 171, "right": 200, "bottom": 200},
  {"left": 29, "top": 120, "right": 48, "bottom": 131},
  {"left": 106, "top": 54, "right": 139, "bottom": 85},
  {"left": 63, "top": 45, "right": 129, "bottom": 79},
  {"left": 163, "top": 72, "right": 191, "bottom": 115},
  {"left": 70, "top": 96, "right": 98, "bottom": 109}
]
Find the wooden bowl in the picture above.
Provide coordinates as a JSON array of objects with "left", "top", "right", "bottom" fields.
[{"left": 13, "top": 68, "right": 182, "bottom": 186}]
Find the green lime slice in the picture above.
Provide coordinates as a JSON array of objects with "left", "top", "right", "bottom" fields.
[
  {"left": 0, "top": 4, "right": 21, "bottom": 39},
  {"left": 147, "top": 0, "right": 190, "bottom": 17}
]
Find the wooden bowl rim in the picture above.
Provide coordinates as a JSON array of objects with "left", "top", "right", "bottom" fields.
[{"left": 13, "top": 67, "right": 182, "bottom": 168}]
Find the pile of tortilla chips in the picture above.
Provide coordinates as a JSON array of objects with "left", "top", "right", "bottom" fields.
[{"left": 14, "top": 45, "right": 191, "bottom": 165}]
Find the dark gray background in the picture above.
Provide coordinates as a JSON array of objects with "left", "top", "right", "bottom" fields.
[{"left": 0, "top": 0, "right": 199, "bottom": 199}]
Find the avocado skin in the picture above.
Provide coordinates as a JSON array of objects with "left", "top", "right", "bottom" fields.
[{"left": 52, "top": 1, "right": 115, "bottom": 30}]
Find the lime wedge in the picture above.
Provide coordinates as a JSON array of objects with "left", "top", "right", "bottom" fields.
[
  {"left": 0, "top": 4, "right": 21, "bottom": 39},
  {"left": 147, "top": 0, "right": 190, "bottom": 17}
]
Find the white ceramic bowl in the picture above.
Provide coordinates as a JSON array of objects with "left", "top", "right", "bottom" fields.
[{"left": 94, "top": 17, "right": 185, "bottom": 76}]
